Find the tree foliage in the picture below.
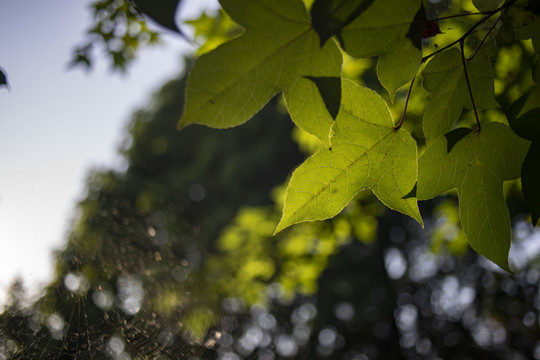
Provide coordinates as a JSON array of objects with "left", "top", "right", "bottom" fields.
[
  {"left": 70, "top": 0, "right": 161, "bottom": 71},
  {"left": 165, "top": 0, "right": 540, "bottom": 270},
  {"left": 2, "top": 5, "right": 540, "bottom": 357}
]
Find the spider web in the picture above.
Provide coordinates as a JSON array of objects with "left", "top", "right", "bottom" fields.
[{"left": 0, "top": 229, "right": 224, "bottom": 359}]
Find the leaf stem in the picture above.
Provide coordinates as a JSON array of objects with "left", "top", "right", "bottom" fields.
[
  {"left": 394, "top": 76, "right": 416, "bottom": 131},
  {"left": 398, "top": 0, "right": 514, "bottom": 129},
  {"left": 422, "top": 0, "right": 514, "bottom": 63},
  {"left": 431, "top": 11, "right": 494, "bottom": 21},
  {"left": 460, "top": 40, "right": 481, "bottom": 132},
  {"left": 468, "top": 8, "right": 507, "bottom": 60}
]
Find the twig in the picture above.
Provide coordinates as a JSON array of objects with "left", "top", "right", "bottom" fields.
[
  {"left": 394, "top": 76, "right": 416, "bottom": 131},
  {"left": 431, "top": 11, "right": 493, "bottom": 21},
  {"left": 468, "top": 8, "right": 507, "bottom": 60},
  {"left": 398, "top": 0, "right": 514, "bottom": 129},
  {"left": 422, "top": 0, "right": 514, "bottom": 63}
]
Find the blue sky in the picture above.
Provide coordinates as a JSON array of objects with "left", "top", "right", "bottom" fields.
[{"left": 0, "top": 0, "right": 217, "bottom": 302}]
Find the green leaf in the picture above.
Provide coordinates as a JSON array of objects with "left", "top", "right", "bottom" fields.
[
  {"left": 275, "top": 79, "right": 421, "bottom": 233},
  {"left": 339, "top": 0, "right": 423, "bottom": 100},
  {"left": 421, "top": 48, "right": 498, "bottom": 140},
  {"left": 472, "top": 0, "right": 503, "bottom": 12},
  {"left": 417, "top": 123, "right": 530, "bottom": 271},
  {"left": 132, "top": 0, "right": 184, "bottom": 34},
  {"left": 185, "top": 10, "right": 241, "bottom": 55},
  {"left": 179, "top": 0, "right": 342, "bottom": 148},
  {"left": 310, "top": 0, "right": 375, "bottom": 46}
]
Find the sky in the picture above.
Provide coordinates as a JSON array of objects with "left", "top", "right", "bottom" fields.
[{"left": 0, "top": 0, "right": 218, "bottom": 303}]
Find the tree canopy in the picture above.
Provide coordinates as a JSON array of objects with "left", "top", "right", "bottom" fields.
[
  {"left": 169, "top": 0, "right": 540, "bottom": 271},
  {"left": 2, "top": 0, "right": 540, "bottom": 359},
  {"left": 71, "top": 0, "right": 538, "bottom": 270}
]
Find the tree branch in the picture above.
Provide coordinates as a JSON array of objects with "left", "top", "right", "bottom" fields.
[
  {"left": 422, "top": 0, "right": 514, "bottom": 63},
  {"left": 468, "top": 8, "right": 507, "bottom": 60}
]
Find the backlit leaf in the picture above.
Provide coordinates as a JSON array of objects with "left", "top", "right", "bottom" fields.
[
  {"left": 310, "top": 0, "right": 375, "bottom": 46},
  {"left": 421, "top": 48, "right": 498, "bottom": 140},
  {"left": 275, "top": 79, "right": 421, "bottom": 233},
  {"left": 179, "top": 0, "right": 342, "bottom": 147},
  {"left": 417, "top": 123, "right": 530, "bottom": 270},
  {"left": 339, "top": 0, "right": 423, "bottom": 100}
]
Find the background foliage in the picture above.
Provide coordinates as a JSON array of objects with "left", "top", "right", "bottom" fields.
[{"left": 1, "top": 0, "right": 540, "bottom": 359}]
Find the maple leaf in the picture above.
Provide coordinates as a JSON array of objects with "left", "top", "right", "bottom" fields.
[
  {"left": 310, "top": 0, "right": 375, "bottom": 46},
  {"left": 417, "top": 123, "right": 530, "bottom": 271},
  {"left": 421, "top": 48, "right": 498, "bottom": 139},
  {"left": 178, "top": 0, "right": 342, "bottom": 148},
  {"left": 275, "top": 79, "right": 421, "bottom": 234},
  {"left": 339, "top": 0, "right": 423, "bottom": 100}
]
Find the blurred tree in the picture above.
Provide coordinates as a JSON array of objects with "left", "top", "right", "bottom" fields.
[
  {"left": 70, "top": 0, "right": 160, "bottom": 71},
  {"left": 2, "top": 1, "right": 540, "bottom": 360}
]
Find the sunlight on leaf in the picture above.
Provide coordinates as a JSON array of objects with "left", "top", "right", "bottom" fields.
[
  {"left": 310, "top": 0, "right": 375, "bottom": 46},
  {"left": 421, "top": 48, "right": 498, "bottom": 139},
  {"left": 340, "top": 0, "right": 422, "bottom": 100},
  {"left": 275, "top": 79, "right": 421, "bottom": 233},
  {"left": 417, "top": 123, "right": 530, "bottom": 271},
  {"left": 179, "top": 0, "right": 342, "bottom": 147}
]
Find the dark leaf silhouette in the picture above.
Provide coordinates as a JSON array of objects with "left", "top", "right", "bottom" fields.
[
  {"left": 508, "top": 87, "right": 540, "bottom": 225},
  {"left": 406, "top": 4, "right": 427, "bottom": 49},
  {"left": 310, "top": 0, "right": 375, "bottom": 46},
  {"left": 509, "top": 108, "right": 540, "bottom": 141},
  {"left": 444, "top": 127, "right": 473, "bottom": 153},
  {"left": 0, "top": 68, "right": 9, "bottom": 89},
  {"left": 132, "top": 0, "right": 184, "bottom": 34},
  {"left": 305, "top": 76, "right": 342, "bottom": 120}
]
